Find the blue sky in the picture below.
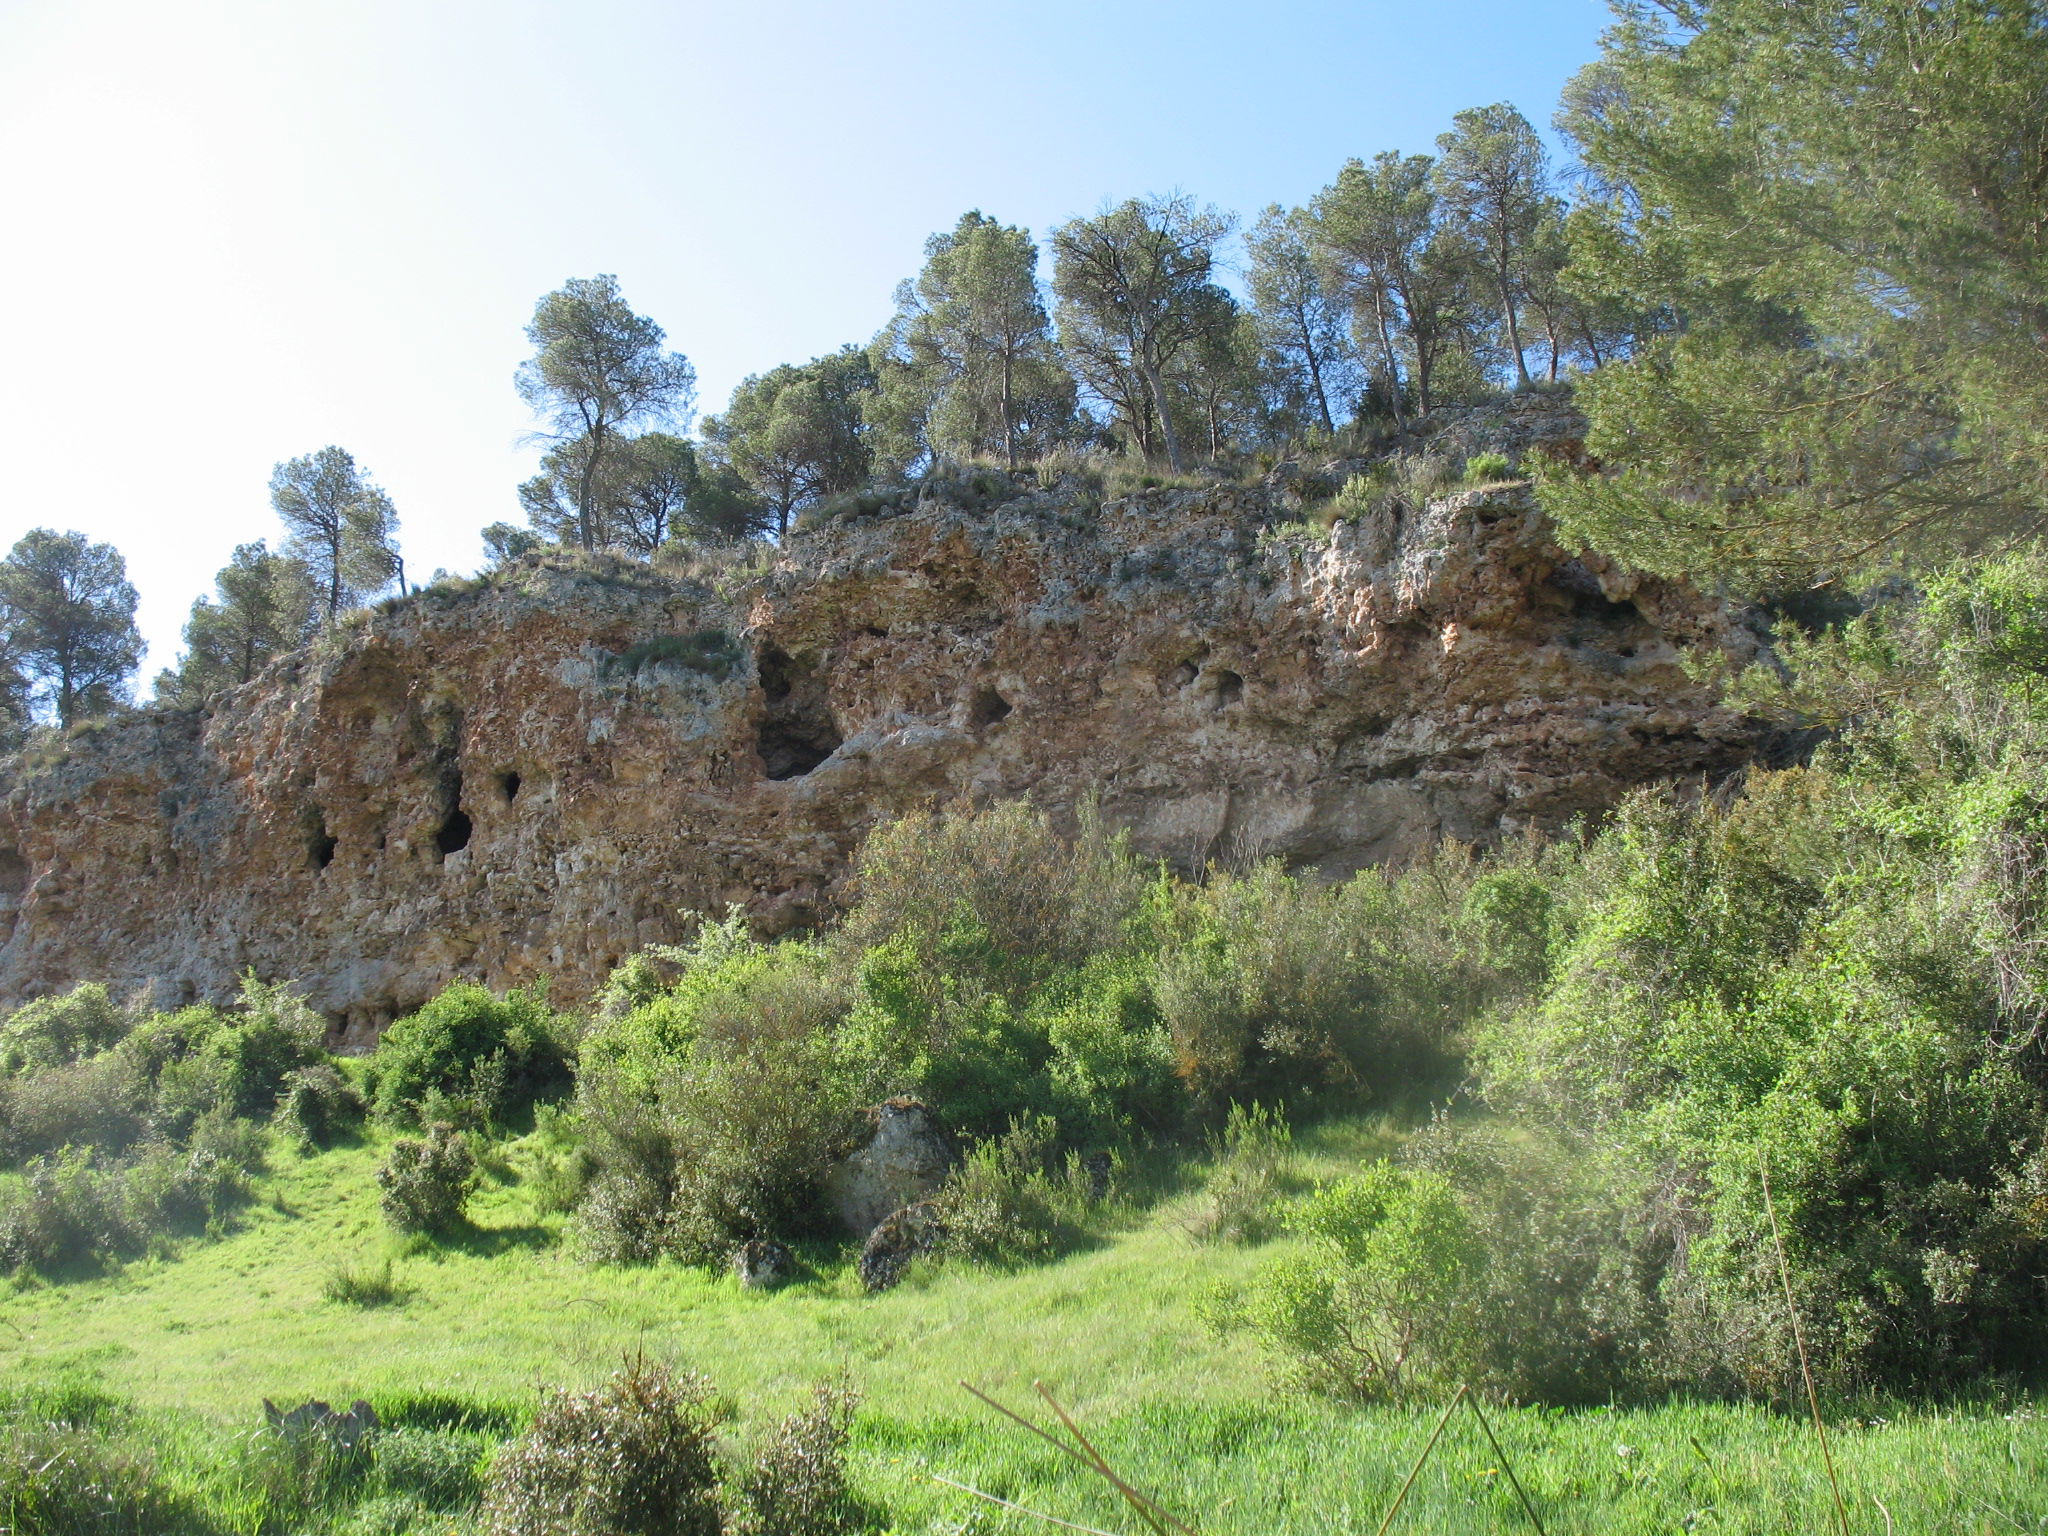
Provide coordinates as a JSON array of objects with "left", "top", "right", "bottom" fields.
[{"left": 0, "top": 0, "right": 1611, "bottom": 676}]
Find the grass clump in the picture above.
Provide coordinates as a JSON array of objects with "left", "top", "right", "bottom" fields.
[
  {"left": 612, "top": 629, "right": 743, "bottom": 681},
  {"left": 323, "top": 1255, "right": 408, "bottom": 1307}
]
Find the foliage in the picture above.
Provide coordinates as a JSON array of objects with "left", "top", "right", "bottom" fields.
[
  {"left": 0, "top": 981, "right": 130, "bottom": 1073},
  {"left": 480, "top": 1359, "right": 724, "bottom": 1536},
  {"left": 1051, "top": 194, "right": 1238, "bottom": 470},
  {"left": 368, "top": 983, "right": 573, "bottom": 1126},
  {"left": 1463, "top": 449, "right": 1512, "bottom": 483},
  {"left": 611, "top": 628, "right": 742, "bottom": 681},
  {"left": 376, "top": 1122, "right": 478, "bottom": 1234},
  {"left": 0, "top": 527, "right": 143, "bottom": 728},
  {"left": 700, "top": 347, "right": 875, "bottom": 539},
  {"left": 1182, "top": 1101, "right": 1297, "bottom": 1246},
  {"left": 1208, "top": 1162, "right": 1477, "bottom": 1400},
  {"left": 728, "top": 1381, "right": 861, "bottom": 1536},
  {"left": 1542, "top": 0, "right": 2048, "bottom": 584},
  {"left": 935, "top": 1116, "right": 1097, "bottom": 1266},
  {"left": 516, "top": 274, "right": 696, "bottom": 552},
  {"left": 274, "top": 1062, "right": 363, "bottom": 1148},
  {"left": 867, "top": 210, "right": 1074, "bottom": 473},
  {"left": 154, "top": 540, "right": 317, "bottom": 705},
  {"left": 269, "top": 446, "right": 401, "bottom": 621}
]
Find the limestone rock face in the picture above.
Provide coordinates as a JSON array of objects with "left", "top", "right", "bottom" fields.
[
  {"left": 0, "top": 428, "right": 1759, "bottom": 1035},
  {"left": 825, "top": 1099, "right": 953, "bottom": 1237}
]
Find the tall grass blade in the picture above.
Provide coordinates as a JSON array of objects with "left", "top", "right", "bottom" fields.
[{"left": 929, "top": 1472, "right": 1123, "bottom": 1536}]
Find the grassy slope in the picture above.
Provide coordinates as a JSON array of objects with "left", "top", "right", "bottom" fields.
[{"left": 5, "top": 1122, "right": 2047, "bottom": 1534}]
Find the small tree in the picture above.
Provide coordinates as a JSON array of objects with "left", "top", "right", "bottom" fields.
[
  {"left": 0, "top": 528, "right": 142, "bottom": 727},
  {"left": 1051, "top": 194, "right": 1237, "bottom": 469},
  {"left": 155, "top": 541, "right": 317, "bottom": 705},
  {"left": 868, "top": 210, "right": 1074, "bottom": 472},
  {"left": 517, "top": 275, "right": 696, "bottom": 552},
  {"left": 376, "top": 1122, "right": 478, "bottom": 1234},
  {"left": 269, "top": 447, "right": 400, "bottom": 621},
  {"left": 700, "top": 348, "right": 874, "bottom": 538},
  {"left": 1435, "top": 103, "right": 1550, "bottom": 389},
  {"left": 1246, "top": 204, "right": 1355, "bottom": 437}
]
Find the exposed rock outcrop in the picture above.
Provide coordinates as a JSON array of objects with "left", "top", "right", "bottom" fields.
[
  {"left": 826, "top": 1099, "right": 953, "bottom": 1237},
  {"left": 0, "top": 410, "right": 1760, "bottom": 1034}
]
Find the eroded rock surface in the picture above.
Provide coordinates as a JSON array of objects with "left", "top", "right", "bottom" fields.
[{"left": 0, "top": 411, "right": 1760, "bottom": 1035}]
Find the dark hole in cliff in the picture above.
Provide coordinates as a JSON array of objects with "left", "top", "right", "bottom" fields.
[
  {"left": 0, "top": 849, "right": 26, "bottom": 896},
  {"left": 969, "top": 686, "right": 1012, "bottom": 729},
  {"left": 759, "top": 714, "right": 842, "bottom": 780},
  {"left": 1547, "top": 560, "right": 1640, "bottom": 627},
  {"left": 308, "top": 819, "right": 337, "bottom": 871},
  {"left": 434, "top": 766, "right": 472, "bottom": 860},
  {"left": 755, "top": 642, "right": 841, "bottom": 779},
  {"left": 500, "top": 770, "right": 522, "bottom": 804},
  {"left": 1207, "top": 670, "right": 1245, "bottom": 709},
  {"left": 757, "top": 643, "right": 794, "bottom": 702},
  {"left": 436, "top": 808, "right": 473, "bottom": 858},
  {"left": 1165, "top": 660, "right": 1199, "bottom": 691}
]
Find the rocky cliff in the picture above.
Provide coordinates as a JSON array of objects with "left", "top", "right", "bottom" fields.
[{"left": 0, "top": 405, "right": 1761, "bottom": 1038}]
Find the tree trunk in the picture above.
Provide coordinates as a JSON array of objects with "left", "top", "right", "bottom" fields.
[
  {"left": 1497, "top": 245, "right": 1532, "bottom": 388},
  {"left": 1302, "top": 312, "right": 1335, "bottom": 435},
  {"left": 575, "top": 423, "right": 606, "bottom": 552},
  {"left": 1000, "top": 346, "right": 1017, "bottom": 469},
  {"left": 1144, "top": 360, "right": 1184, "bottom": 471},
  {"left": 1370, "top": 280, "right": 1406, "bottom": 429}
]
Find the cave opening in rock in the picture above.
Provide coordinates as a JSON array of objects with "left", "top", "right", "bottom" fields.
[
  {"left": 757, "top": 642, "right": 794, "bottom": 702},
  {"left": 436, "top": 808, "right": 473, "bottom": 858},
  {"left": 499, "top": 770, "right": 522, "bottom": 804},
  {"left": 434, "top": 767, "right": 472, "bottom": 859},
  {"left": 759, "top": 715, "right": 843, "bottom": 780},
  {"left": 969, "top": 686, "right": 1012, "bottom": 729},
  {"left": 307, "top": 816, "right": 336, "bottom": 871},
  {"left": 1207, "top": 669, "right": 1245, "bottom": 709}
]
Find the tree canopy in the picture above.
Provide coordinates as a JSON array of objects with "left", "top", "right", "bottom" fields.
[
  {"left": 1538, "top": 0, "right": 2048, "bottom": 586},
  {"left": 517, "top": 275, "right": 697, "bottom": 551},
  {"left": 0, "top": 529, "right": 142, "bottom": 728},
  {"left": 269, "top": 447, "right": 400, "bottom": 620}
]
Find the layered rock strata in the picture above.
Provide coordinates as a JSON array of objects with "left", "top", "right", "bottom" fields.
[{"left": 0, "top": 448, "right": 1757, "bottom": 1037}]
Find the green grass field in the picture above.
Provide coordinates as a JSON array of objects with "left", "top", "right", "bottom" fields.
[{"left": 5, "top": 1120, "right": 2047, "bottom": 1534}]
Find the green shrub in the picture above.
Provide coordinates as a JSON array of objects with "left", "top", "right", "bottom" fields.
[
  {"left": 0, "top": 983, "right": 130, "bottom": 1073},
  {"left": 0, "top": 1419, "right": 198, "bottom": 1536},
  {"left": 0, "top": 1150, "right": 135, "bottom": 1274},
  {"left": 324, "top": 1256, "right": 409, "bottom": 1307},
  {"left": 275, "top": 1063, "right": 363, "bottom": 1147},
  {"left": 370, "top": 984, "right": 573, "bottom": 1126},
  {"left": 728, "top": 1381, "right": 860, "bottom": 1536},
  {"left": 143, "top": 979, "right": 326, "bottom": 1135},
  {"left": 480, "top": 1360, "right": 724, "bottom": 1536},
  {"left": 119, "top": 1133, "right": 251, "bottom": 1240},
  {"left": 576, "top": 935, "right": 858, "bottom": 1265},
  {"left": 1208, "top": 1162, "right": 1477, "bottom": 1401},
  {"left": 1182, "top": 1101, "right": 1296, "bottom": 1245},
  {"left": 936, "top": 1116, "right": 1095, "bottom": 1266},
  {"left": 613, "top": 629, "right": 743, "bottom": 681},
  {"left": 1462, "top": 449, "right": 1514, "bottom": 483},
  {"left": 0, "top": 1050, "right": 147, "bottom": 1163},
  {"left": 377, "top": 1123, "right": 477, "bottom": 1234}
]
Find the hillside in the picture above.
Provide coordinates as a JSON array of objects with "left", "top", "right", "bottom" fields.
[{"left": 0, "top": 399, "right": 1754, "bottom": 1037}]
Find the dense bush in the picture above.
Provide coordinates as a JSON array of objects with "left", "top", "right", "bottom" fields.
[
  {"left": 935, "top": 1116, "right": 1097, "bottom": 1266},
  {"left": 1208, "top": 1162, "right": 1477, "bottom": 1401},
  {"left": 369, "top": 983, "right": 573, "bottom": 1126},
  {"left": 0, "top": 982, "right": 130, "bottom": 1073},
  {"left": 481, "top": 1360, "right": 724, "bottom": 1536},
  {"left": 377, "top": 1122, "right": 478, "bottom": 1234},
  {"left": 727, "top": 1381, "right": 861, "bottom": 1536},
  {"left": 275, "top": 1062, "right": 364, "bottom": 1147}
]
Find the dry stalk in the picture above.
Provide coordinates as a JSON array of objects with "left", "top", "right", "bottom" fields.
[
  {"left": 960, "top": 1379, "right": 1196, "bottom": 1536},
  {"left": 1761, "top": 1154, "right": 1851, "bottom": 1536}
]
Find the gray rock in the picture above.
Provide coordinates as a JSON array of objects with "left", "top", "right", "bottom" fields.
[
  {"left": 857, "top": 1200, "right": 947, "bottom": 1293},
  {"left": 826, "top": 1098, "right": 951, "bottom": 1236},
  {"left": 731, "top": 1237, "right": 796, "bottom": 1290}
]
